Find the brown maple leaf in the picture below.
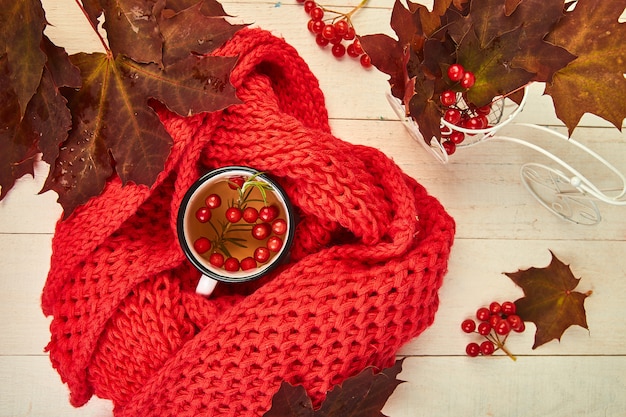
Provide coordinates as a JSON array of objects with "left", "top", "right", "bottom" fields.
[
  {"left": 505, "top": 0, "right": 575, "bottom": 82},
  {"left": 264, "top": 360, "right": 405, "bottom": 417},
  {"left": 0, "top": 0, "right": 47, "bottom": 118},
  {"left": 545, "top": 0, "right": 626, "bottom": 134},
  {"left": 505, "top": 251, "right": 592, "bottom": 349},
  {"left": 360, "top": 0, "right": 427, "bottom": 101},
  {"left": 407, "top": 74, "right": 443, "bottom": 143},
  {"left": 101, "top": 0, "right": 166, "bottom": 66},
  {"left": 0, "top": 0, "right": 48, "bottom": 198},
  {"left": 0, "top": 0, "right": 245, "bottom": 218},
  {"left": 414, "top": 0, "right": 455, "bottom": 37},
  {"left": 0, "top": 34, "right": 81, "bottom": 200},
  {"left": 447, "top": 0, "right": 572, "bottom": 104},
  {"left": 359, "top": 32, "right": 409, "bottom": 101},
  {"left": 455, "top": 26, "right": 535, "bottom": 107},
  {"left": 41, "top": 50, "right": 239, "bottom": 216}
]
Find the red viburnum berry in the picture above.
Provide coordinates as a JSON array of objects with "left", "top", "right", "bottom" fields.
[
  {"left": 461, "top": 319, "right": 476, "bottom": 333},
  {"left": 359, "top": 54, "right": 372, "bottom": 68},
  {"left": 440, "top": 90, "right": 456, "bottom": 107},
  {"left": 193, "top": 237, "right": 211, "bottom": 254},
  {"left": 332, "top": 43, "right": 346, "bottom": 58},
  {"left": 224, "top": 257, "right": 240, "bottom": 272},
  {"left": 195, "top": 206, "right": 211, "bottom": 223},
  {"left": 240, "top": 257, "right": 257, "bottom": 271},
  {"left": 259, "top": 205, "right": 279, "bottom": 222},
  {"left": 225, "top": 207, "right": 242, "bottom": 223},
  {"left": 242, "top": 207, "right": 259, "bottom": 223},
  {"left": 466, "top": 342, "right": 480, "bottom": 357},
  {"left": 209, "top": 252, "right": 225, "bottom": 268},
  {"left": 460, "top": 71, "right": 476, "bottom": 89},
  {"left": 267, "top": 236, "right": 283, "bottom": 252},
  {"left": 272, "top": 218, "right": 288, "bottom": 235},
  {"left": 447, "top": 63, "right": 465, "bottom": 82},
  {"left": 463, "top": 300, "right": 527, "bottom": 360},
  {"left": 251, "top": 223, "right": 272, "bottom": 240},
  {"left": 205, "top": 193, "right": 221, "bottom": 209},
  {"left": 254, "top": 246, "right": 271, "bottom": 263},
  {"left": 442, "top": 140, "right": 456, "bottom": 155}
]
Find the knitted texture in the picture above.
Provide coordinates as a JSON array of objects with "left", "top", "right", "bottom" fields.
[{"left": 42, "top": 28, "right": 455, "bottom": 417}]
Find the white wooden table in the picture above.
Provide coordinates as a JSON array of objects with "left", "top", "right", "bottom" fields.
[{"left": 2, "top": 1, "right": 625, "bottom": 416}]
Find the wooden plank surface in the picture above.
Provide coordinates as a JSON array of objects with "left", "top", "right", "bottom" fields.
[{"left": 1, "top": 1, "right": 625, "bottom": 416}]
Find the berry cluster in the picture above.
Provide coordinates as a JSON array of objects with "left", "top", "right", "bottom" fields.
[
  {"left": 298, "top": 0, "right": 372, "bottom": 67},
  {"left": 192, "top": 175, "right": 287, "bottom": 273},
  {"left": 461, "top": 300, "right": 526, "bottom": 360},
  {"left": 438, "top": 63, "right": 494, "bottom": 156}
]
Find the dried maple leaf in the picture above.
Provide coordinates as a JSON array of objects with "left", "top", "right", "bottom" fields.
[
  {"left": 28, "top": 36, "right": 83, "bottom": 168},
  {"left": 101, "top": 0, "right": 166, "bottom": 66},
  {"left": 0, "top": 0, "right": 47, "bottom": 118},
  {"left": 0, "top": 56, "right": 29, "bottom": 200},
  {"left": 362, "top": 0, "right": 589, "bottom": 145},
  {"left": 505, "top": 0, "right": 575, "bottom": 82},
  {"left": 360, "top": 1, "right": 426, "bottom": 101},
  {"left": 545, "top": 0, "right": 626, "bottom": 134},
  {"left": 414, "top": 0, "right": 454, "bottom": 37},
  {"left": 0, "top": 34, "right": 81, "bottom": 200},
  {"left": 264, "top": 359, "right": 405, "bottom": 417},
  {"left": 0, "top": 0, "right": 244, "bottom": 218},
  {"left": 455, "top": 27, "right": 534, "bottom": 107},
  {"left": 166, "top": 0, "right": 230, "bottom": 16},
  {"left": 358, "top": 33, "right": 408, "bottom": 101},
  {"left": 0, "top": 0, "right": 49, "bottom": 198},
  {"left": 41, "top": 50, "right": 239, "bottom": 216},
  {"left": 505, "top": 251, "right": 592, "bottom": 349},
  {"left": 449, "top": 0, "right": 573, "bottom": 105},
  {"left": 407, "top": 75, "right": 443, "bottom": 143}
]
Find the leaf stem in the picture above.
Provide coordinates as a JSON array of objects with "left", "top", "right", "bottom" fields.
[
  {"left": 74, "top": 0, "right": 111, "bottom": 56},
  {"left": 492, "top": 82, "right": 532, "bottom": 104}
]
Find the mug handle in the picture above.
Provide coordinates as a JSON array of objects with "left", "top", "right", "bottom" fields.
[{"left": 196, "top": 275, "right": 218, "bottom": 296}]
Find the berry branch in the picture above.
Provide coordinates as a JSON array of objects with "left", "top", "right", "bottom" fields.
[
  {"left": 461, "top": 301, "right": 526, "bottom": 360},
  {"left": 298, "top": 0, "right": 372, "bottom": 67}
]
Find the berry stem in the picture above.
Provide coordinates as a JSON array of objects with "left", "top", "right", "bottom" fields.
[
  {"left": 346, "top": 0, "right": 369, "bottom": 19},
  {"left": 493, "top": 334, "right": 517, "bottom": 361},
  {"left": 321, "top": 0, "right": 369, "bottom": 25},
  {"left": 497, "top": 341, "right": 517, "bottom": 361}
]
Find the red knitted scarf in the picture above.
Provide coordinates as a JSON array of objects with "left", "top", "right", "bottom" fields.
[{"left": 42, "top": 28, "right": 455, "bottom": 416}]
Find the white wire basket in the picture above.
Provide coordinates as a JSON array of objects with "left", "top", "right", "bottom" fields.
[
  {"left": 388, "top": 90, "right": 626, "bottom": 225},
  {"left": 388, "top": 89, "right": 529, "bottom": 163}
]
